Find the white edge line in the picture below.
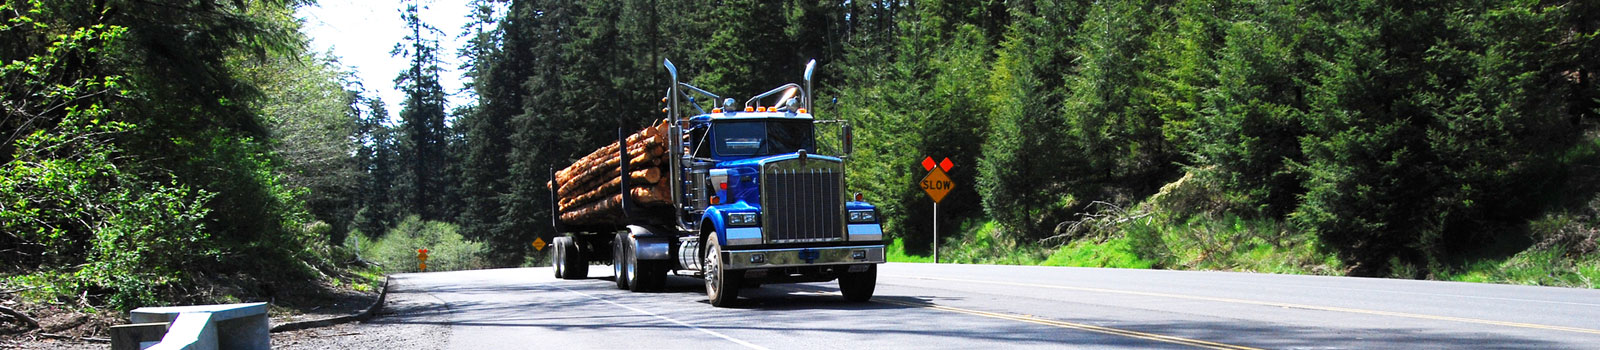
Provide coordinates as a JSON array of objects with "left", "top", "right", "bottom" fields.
[{"left": 552, "top": 285, "right": 771, "bottom": 350}]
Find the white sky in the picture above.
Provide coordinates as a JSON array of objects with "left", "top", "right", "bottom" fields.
[{"left": 297, "top": 0, "right": 495, "bottom": 121}]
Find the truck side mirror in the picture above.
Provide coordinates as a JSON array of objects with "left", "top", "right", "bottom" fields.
[{"left": 842, "top": 123, "right": 853, "bottom": 156}]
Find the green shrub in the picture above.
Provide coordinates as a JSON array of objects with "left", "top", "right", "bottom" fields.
[{"left": 358, "top": 216, "right": 486, "bottom": 273}]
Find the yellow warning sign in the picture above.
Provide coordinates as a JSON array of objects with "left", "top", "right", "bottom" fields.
[
  {"left": 532, "top": 237, "right": 548, "bottom": 251},
  {"left": 920, "top": 167, "right": 953, "bottom": 203}
]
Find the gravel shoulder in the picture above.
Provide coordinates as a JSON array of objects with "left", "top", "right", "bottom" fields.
[{"left": 272, "top": 276, "right": 449, "bottom": 349}]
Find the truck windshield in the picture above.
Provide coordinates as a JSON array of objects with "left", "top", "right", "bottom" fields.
[{"left": 713, "top": 119, "right": 816, "bottom": 156}]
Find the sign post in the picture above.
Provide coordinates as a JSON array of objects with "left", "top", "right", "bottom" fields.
[
  {"left": 417, "top": 248, "right": 429, "bottom": 271},
  {"left": 920, "top": 157, "right": 954, "bottom": 263}
]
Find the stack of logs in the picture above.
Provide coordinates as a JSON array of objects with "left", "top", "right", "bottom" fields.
[{"left": 549, "top": 119, "right": 676, "bottom": 225}]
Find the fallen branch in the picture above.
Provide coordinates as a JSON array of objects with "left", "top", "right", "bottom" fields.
[
  {"left": 0, "top": 304, "right": 40, "bottom": 329},
  {"left": 0, "top": 286, "right": 42, "bottom": 295},
  {"left": 40, "top": 332, "right": 110, "bottom": 343}
]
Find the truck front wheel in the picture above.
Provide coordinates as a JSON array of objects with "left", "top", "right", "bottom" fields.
[
  {"left": 704, "top": 239, "right": 741, "bottom": 306},
  {"left": 838, "top": 264, "right": 877, "bottom": 302}
]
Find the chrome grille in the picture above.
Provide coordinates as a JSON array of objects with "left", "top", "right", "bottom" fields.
[{"left": 762, "top": 160, "right": 845, "bottom": 243}]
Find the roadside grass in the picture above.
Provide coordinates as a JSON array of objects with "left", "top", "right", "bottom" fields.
[
  {"left": 1440, "top": 210, "right": 1600, "bottom": 288},
  {"left": 942, "top": 221, "right": 1048, "bottom": 265},
  {"left": 1041, "top": 237, "right": 1154, "bottom": 269},
  {"left": 894, "top": 211, "right": 1338, "bottom": 275},
  {"left": 1442, "top": 249, "right": 1599, "bottom": 289},
  {"left": 887, "top": 237, "right": 934, "bottom": 263},
  {"left": 1147, "top": 213, "right": 1340, "bottom": 275}
]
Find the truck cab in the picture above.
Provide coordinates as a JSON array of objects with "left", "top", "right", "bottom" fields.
[
  {"left": 678, "top": 108, "right": 886, "bottom": 304},
  {"left": 549, "top": 59, "right": 884, "bottom": 307}
]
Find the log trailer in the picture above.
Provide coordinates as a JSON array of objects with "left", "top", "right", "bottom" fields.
[{"left": 547, "top": 59, "right": 885, "bottom": 306}]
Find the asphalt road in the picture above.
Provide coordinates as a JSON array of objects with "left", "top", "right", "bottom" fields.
[{"left": 283, "top": 263, "right": 1600, "bottom": 349}]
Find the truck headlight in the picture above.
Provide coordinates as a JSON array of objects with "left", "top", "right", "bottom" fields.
[
  {"left": 848, "top": 210, "right": 877, "bottom": 223},
  {"left": 727, "top": 212, "right": 759, "bottom": 226}
]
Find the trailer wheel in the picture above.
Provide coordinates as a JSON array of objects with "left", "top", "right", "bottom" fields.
[
  {"left": 561, "top": 235, "right": 588, "bottom": 280},
  {"left": 704, "top": 239, "right": 741, "bottom": 306},
  {"left": 552, "top": 236, "right": 568, "bottom": 279},
  {"left": 613, "top": 232, "right": 631, "bottom": 290},
  {"left": 838, "top": 264, "right": 876, "bottom": 302}
]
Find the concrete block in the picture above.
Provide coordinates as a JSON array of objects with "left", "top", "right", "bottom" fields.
[{"left": 130, "top": 302, "right": 269, "bottom": 350}]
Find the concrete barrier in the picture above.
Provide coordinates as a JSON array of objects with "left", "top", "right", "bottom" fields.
[
  {"left": 127, "top": 302, "right": 269, "bottom": 350},
  {"left": 110, "top": 322, "right": 168, "bottom": 350}
]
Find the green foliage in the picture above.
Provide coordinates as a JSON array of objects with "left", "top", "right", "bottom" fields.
[
  {"left": 355, "top": 216, "right": 486, "bottom": 273},
  {"left": 1042, "top": 238, "right": 1155, "bottom": 270},
  {"left": 1, "top": 110, "right": 218, "bottom": 309},
  {"left": 885, "top": 238, "right": 934, "bottom": 263},
  {"left": 1, "top": 0, "right": 361, "bottom": 310}
]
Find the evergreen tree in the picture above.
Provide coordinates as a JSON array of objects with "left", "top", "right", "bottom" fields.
[
  {"left": 392, "top": 1, "right": 454, "bottom": 222},
  {"left": 977, "top": 0, "right": 1087, "bottom": 238},
  {"left": 457, "top": 0, "right": 518, "bottom": 263},
  {"left": 355, "top": 98, "right": 399, "bottom": 237},
  {"left": 1063, "top": 0, "right": 1179, "bottom": 198}
]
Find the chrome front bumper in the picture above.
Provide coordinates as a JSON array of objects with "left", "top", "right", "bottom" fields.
[{"left": 724, "top": 245, "right": 885, "bottom": 270}]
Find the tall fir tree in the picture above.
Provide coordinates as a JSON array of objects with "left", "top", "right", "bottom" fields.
[{"left": 393, "top": 1, "right": 454, "bottom": 222}]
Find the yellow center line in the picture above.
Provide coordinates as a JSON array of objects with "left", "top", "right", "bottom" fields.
[
  {"left": 887, "top": 274, "right": 1600, "bottom": 336},
  {"left": 778, "top": 286, "right": 1259, "bottom": 350}
]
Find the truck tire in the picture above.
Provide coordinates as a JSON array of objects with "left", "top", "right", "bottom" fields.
[
  {"left": 614, "top": 232, "right": 631, "bottom": 290},
  {"left": 838, "top": 264, "right": 876, "bottom": 302},
  {"left": 561, "top": 235, "right": 588, "bottom": 280},
  {"left": 625, "top": 237, "right": 651, "bottom": 292},
  {"left": 552, "top": 236, "right": 568, "bottom": 279},
  {"left": 704, "top": 239, "right": 741, "bottom": 306}
]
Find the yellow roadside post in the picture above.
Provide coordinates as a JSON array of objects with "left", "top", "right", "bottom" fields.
[{"left": 417, "top": 248, "right": 429, "bottom": 271}]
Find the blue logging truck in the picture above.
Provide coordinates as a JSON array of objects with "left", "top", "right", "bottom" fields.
[{"left": 547, "top": 59, "right": 885, "bottom": 307}]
